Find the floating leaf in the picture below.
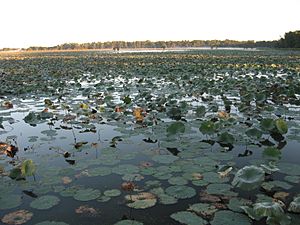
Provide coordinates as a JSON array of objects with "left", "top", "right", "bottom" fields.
[
  {"left": 196, "top": 106, "right": 206, "bottom": 117},
  {"left": 199, "top": 121, "right": 215, "bottom": 135},
  {"left": 167, "top": 121, "right": 185, "bottom": 135},
  {"left": 0, "top": 194, "right": 22, "bottom": 210},
  {"left": 246, "top": 128, "right": 262, "bottom": 139},
  {"left": 232, "top": 165, "right": 265, "bottom": 191},
  {"left": 103, "top": 189, "right": 121, "bottom": 197},
  {"left": 165, "top": 185, "right": 196, "bottom": 199},
  {"left": 170, "top": 211, "right": 207, "bottom": 225},
  {"left": 73, "top": 188, "right": 101, "bottom": 201},
  {"left": 211, "top": 210, "right": 251, "bottom": 225},
  {"left": 21, "top": 159, "right": 36, "bottom": 177},
  {"left": 1, "top": 210, "right": 33, "bottom": 225},
  {"left": 126, "top": 192, "right": 157, "bottom": 209},
  {"left": 113, "top": 220, "right": 143, "bottom": 225},
  {"left": 30, "top": 195, "right": 60, "bottom": 210},
  {"left": 35, "top": 221, "right": 69, "bottom": 225},
  {"left": 218, "top": 132, "right": 235, "bottom": 144},
  {"left": 288, "top": 196, "right": 300, "bottom": 213},
  {"left": 261, "top": 118, "right": 275, "bottom": 131},
  {"left": 152, "top": 154, "right": 178, "bottom": 164},
  {"left": 275, "top": 119, "right": 288, "bottom": 134},
  {"left": 188, "top": 203, "right": 218, "bottom": 218},
  {"left": 263, "top": 147, "right": 281, "bottom": 161}
]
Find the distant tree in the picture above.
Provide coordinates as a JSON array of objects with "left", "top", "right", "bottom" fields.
[{"left": 277, "top": 31, "right": 300, "bottom": 48}]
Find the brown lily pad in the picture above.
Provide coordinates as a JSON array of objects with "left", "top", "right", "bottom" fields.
[{"left": 1, "top": 210, "right": 33, "bottom": 225}]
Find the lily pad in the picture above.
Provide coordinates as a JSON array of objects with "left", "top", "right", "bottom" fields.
[
  {"left": 0, "top": 194, "right": 22, "bottom": 210},
  {"left": 126, "top": 192, "right": 157, "bottom": 209},
  {"left": 35, "top": 222, "right": 69, "bottom": 225},
  {"left": 167, "top": 121, "right": 185, "bottom": 135},
  {"left": 170, "top": 211, "right": 207, "bottom": 225},
  {"left": 275, "top": 119, "right": 288, "bottom": 134},
  {"left": 165, "top": 185, "right": 196, "bottom": 199},
  {"left": 152, "top": 154, "right": 178, "bottom": 164},
  {"left": 1, "top": 210, "right": 33, "bottom": 225},
  {"left": 30, "top": 195, "right": 60, "bottom": 210},
  {"left": 103, "top": 189, "right": 121, "bottom": 197},
  {"left": 232, "top": 165, "right": 265, "bottom": 191},
  {"left": 211, "top": 210, "right": 251, "bottom": 225},
  {"left": 288, "top": 196, "right": 300, "bottom": 213},
  {"left": 113, "top": 220, "right": 143, "bottom": 225},
  {"left": 73, "top": 188, "right": 101, "bottom": 201}
]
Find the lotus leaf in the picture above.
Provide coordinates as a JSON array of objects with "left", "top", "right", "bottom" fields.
[
  {"left": 199, "top": 121, "right": 215, "bottom": 135},
  {"left": 165, "top": 185, "right": 196, "bottom": 199},
  {"left": 35, "top": 222, "right": 69, "bottom": 225},
  {"left": 218, "top": 132, "right": 235, "bottom": 144},
  {"left": 275, "top": 119, "right": 288, "bottom": 134},
  {"left": 170, "top": 211, "right": 207, "bottom": 225},
  {"left": 232, "top": 165, "right": 265, "bottom": 191},
  {"left": 0, "top": 194, "right": 22, "bottom": 210},
  {"left": 152, "top": 154, "right": 178, "bottom": 164},
  {"left": 113, "top": 220, "right": 143, "bottom": 225},
  {"left": 211, "top": 210, "right": 251, "bottom": 225},
  {"left": 73, "top": 188, "right": 101, "bottom": 201},
  {"left": 288, "top": 196, "right": 300, "bottom": 213},
  {"left": 166, "top": 121, "right": 185, "bottom": 135},
  {"left": 1, "top": 210, "right": 33, "bottom": 225},
  {"left": 21, "top": 159, "right": 36, "bottom": 177},
  {"left": 30, "top": 195, "right": 60, "bottom": 210},
  {"left": 103, "top": 189, "right": 121, "bottom": 197},
  {"left": 126, "top": 192, "right": 157, "bottom": 209}
]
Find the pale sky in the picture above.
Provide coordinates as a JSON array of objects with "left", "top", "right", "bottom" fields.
[{"left": 0, "top": 0, "right": 299, "bottom": 48}]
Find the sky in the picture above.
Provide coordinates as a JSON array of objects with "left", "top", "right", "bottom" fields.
[{"left": 0, "top": 0, "right": 299, "bottom": 48}]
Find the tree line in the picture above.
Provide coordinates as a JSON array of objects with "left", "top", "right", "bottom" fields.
[{"left": 1, "top": 31, "right": 299, "bottom": 51}]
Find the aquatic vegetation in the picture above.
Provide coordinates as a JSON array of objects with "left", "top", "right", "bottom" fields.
[{"left": 0, "top": 49, "right": 300, "bottom": 224}]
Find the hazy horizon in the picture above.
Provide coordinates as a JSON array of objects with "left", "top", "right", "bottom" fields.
[{"left": 1, "top": 0, "right": 299, "bottom": 49}]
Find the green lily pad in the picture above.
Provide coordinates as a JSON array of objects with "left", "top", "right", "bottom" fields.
[
  {"left": 275, "top": 119, "right": 288, "bottom": 134},
  {"left": 165, "top": 185, "right": 196, "bottom": 199},
  {"left": 112, "top": 164, "right": 139, "bottom": 175},
  {"left": 126, "top": 192, "right": 157, "bottom": 209},
  {"left": 104, "top": 189, "right": 121, "bottom": 197},
  {"left": 232, "top": 165, "right": 265, "bottom": 191},
  {"left": 167, "top": 121, "right": 185, "bottom": 135},
  {"left": 263, "top": 147, "right": 281, "bottom": 161},
  {"left": 113, "top": 220, "right": 143, "bottom": 225},
  {"left": 284, "top": 175, "right": 300, "bottom": 184},
  {"left": 30, "top": 195, "right": 60, "bottom": 210},
  {"left": 288, "top": 196, "right": 300, "bottom": 213},
  {"left": 188, "top": 203, "right": 218, "bottom": 217},
  {"left": 260, "top": 118, "right": 275, "bottom": 131},
  {"left": 152, "top": 155, "right": 178, "bottom": 164},
  {"left": 218, "top": 132, "right": 235, "bottom": 144},
  {"left": 0, "top": 194, "right": 22, "bottom": 210},
  {"left": 206, "top": 183, "right": 235, "bottom": 196},
  {"left": 170, "top": 211, "right": 207, "bottom": 225},
  {"left": 73, "top": 188, "right": 101, "bottom": 201},
  {"left": 88, "top": 167, "right": 112, "bottom": 177},
  {"left": 196, "top": 106, "right": 206, "bottom": 117},
  {"left": 168, "top": 176, "right": 188, "bottom": 185},
  {"left": 278, "top": 163, "right": 300, "bottom": 176},
  {"left": 21, "top": 159, "right": 36, "bottom": 176},
  {"left": 211, "top": 210, "right": 251, "bottom": 225},
  {"left": 246, "top": 128, "right": 262, "bottom": 139},
  {"left": 199, "top": 121, "right": 215, "bottom": 135},
  {"left": 35, "top": 221, "right": 69, "bottom": 225}
]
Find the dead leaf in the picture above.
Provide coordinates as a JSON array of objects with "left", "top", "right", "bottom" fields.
[
  {"left": 2, "top": 101, "right": 13, "bottom": 109},
  {"left": 218, "top": 167, "right": 233, "bottom": 178},
  {"left": 62, "top": 176, "right": 72, "bottom": 184},
  {"left": 218, "top": 111, "right": 229, "bottom": 119},
  {"left": 0, "top": 142, "right": 18, "bottom": 158},
  {"left": 75, "top": 205, "right": 100, "bottom": 216},
  {"left": 121, "top": 181, "right": 135, "bottom": 191},
  {"left": 192, "top": 173, "right": 203, "bottom": 180},
  {"left": 199, "top": 191, "right": 221, "bottom": 203},
  {"left": 273, "top": 192, "right": 289, "bottom": 202},
  {"left": 133, "top": 108, "right": 144, "bottom": 122},
  {"left": 1, "top": 210, "right": 33, "bottom": 225}
]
